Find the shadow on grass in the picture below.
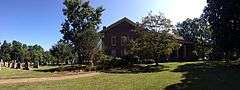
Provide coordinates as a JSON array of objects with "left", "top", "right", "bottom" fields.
[
  {"left": 35, "top": 64, "right": 169, "bottom": 74},
  {"left": 165, "top": 61, "right": 240, "bottom": 90},
  {"left": 0, "top": 77, "right": 36, "bottom": 80},
  {"left": 101, "top": 64, "right": 170, "bottom": 74},
  {"left": 34, "top": 65, "right": 86, "bottom": 72}
]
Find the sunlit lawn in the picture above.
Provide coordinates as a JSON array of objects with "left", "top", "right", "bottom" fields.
[
  {"left": 0, "top": 66, "right": 64, "bottom": 79},
  {"left": 1, "top": 61, "right": 239, "bottom": 90},
  {"left": 0, "top": 62, "right": 194, "bottom": 90}
]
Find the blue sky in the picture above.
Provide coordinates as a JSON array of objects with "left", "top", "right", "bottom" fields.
[{"left": 0, "top": 0, "right": 206, "bottom": 50}]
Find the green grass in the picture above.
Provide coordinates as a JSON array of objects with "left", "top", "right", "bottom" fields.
[
  {"left": 0, "top": 72, "right": 183, "bottom": 90},
  {"left": 0, "top": 62, "right": 193, "bottom": 90},
  {"left": 0, "top": 66, "right": 65, "bottom": 79},
  {"left": 1, "top": 61, "right": 239, "bottom": 90}
]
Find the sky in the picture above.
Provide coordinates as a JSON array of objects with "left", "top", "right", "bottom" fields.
[{"left": 0, "top": 0, "right": 206, "bottom": 50}]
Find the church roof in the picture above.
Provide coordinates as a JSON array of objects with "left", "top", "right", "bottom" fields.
[{"left": 100, "top": 17, "right": 136, "bottom": 33}]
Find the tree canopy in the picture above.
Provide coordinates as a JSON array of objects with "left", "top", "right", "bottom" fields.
[
  {"left": 204, "top": 0, "right": 240, "bottom": 60},
  {"left": 0, "top": 40, "right": 12, "bottom": 62},
  {"left": 176, "top": 17, "right": 212, "bottom": 59},
  {"left": 130, "top": 12, "right": 179, "bottom": 65},
  {"left": 50, "top": 41, "right": 75, "bottom": 65},
  {"left": 0, "top": 40, "right": 47, "bottom": 69},
  {"left": 60, "top": 0, "right": 104, "bottom": 64}
]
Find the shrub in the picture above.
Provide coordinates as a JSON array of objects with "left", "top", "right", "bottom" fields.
[
  {"left": 94, "top": 51, "right": 112, "bottom": 70},
  {"left": 95, "top": 52, "right": 141, "bottom": 71},
  {"left": 122, "top": 54, "right": 140, "bottom": 64},
  {"left": 97, "top": 57, "right": 136, "bottom": 70}
]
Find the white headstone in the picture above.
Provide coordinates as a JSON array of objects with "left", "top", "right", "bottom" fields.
[
  {"left": 0, "top": 59, "right": 2, "bottom": 67},
  {"left": 0, "top": 59, "right": 2, "bottom": 69}
]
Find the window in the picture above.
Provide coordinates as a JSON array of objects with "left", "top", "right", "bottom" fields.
[
  {"left": 111, "top": 36, "right": 116, "bottom": 46},
  {"left": 121, "top": 36, "right": 128, "bottom": 46}
]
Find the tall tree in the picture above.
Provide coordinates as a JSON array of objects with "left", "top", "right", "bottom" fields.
[
  {"left": 22, "top": 44, "right": 31, "bottom": 70},
  {"left": 50, "top": 41, "right": 75, "bottom": 65},
  {"left": 130, "top": 12, "right": 179, "bottom": 65},
  {"left": 60, "top": 0, "right": 104, "bottom": 64},
  {"left": 176, "top": 18, "right": 212, "bottom": 59},
  {"left": 0, "top": 41, "right": 12, "bottom": 67},
  {"left": 10, "top": 41, "right": 24, "bottom": 68},
  {"left": 142, "top": 12, "right": 174, "bottom": 32},
  {"left": 204, "top": 0, "right": 240, "bottom": 60},
  {"left": 28, "top": 45, "right": 44, "bottom": 68},
  {"left": 43, "top": 51, "right": 56, "bottom": 65}
]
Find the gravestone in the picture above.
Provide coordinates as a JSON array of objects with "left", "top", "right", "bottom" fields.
[
  {"left": 6, "top": 62, "right": 10, "bottom": 67},
  {"left": 8, "top": 62, "right": 11, "bottom": 67},
  {"left": 11, "top": 60, "right": 16, "bottom": 68},
  {"left": 4, "top": 62, "right": 8, "bottom": 67},
  {"left": 0, "top": 59, "right": 2, "bottom": 69},
  {"left": 10, "top": 61, "right": 13, "bottom": 68},
  {"left": 0, "top": 59, "right": 3, "bottom": 67},
  {"left": 21, "top": 63, "right": 24, "bottom": 69},
  {"left": 23, "top": 62, "right": 30, "bottom": 70},
  {"left": 33, "top": 61, "right": 39, "bottom": 68},
  {"left": 16, "top": 62, "right": 21, "bottom": 69}
]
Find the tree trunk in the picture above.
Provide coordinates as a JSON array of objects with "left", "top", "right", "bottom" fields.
[
  {"left": 78, "top": 52, "right": 84, "bottom": 64},
  {"left": 224, "top": 51, "right": 231, "bottom": 63},
  {"left": 56, "top": 59, "right": 60, "bottom": 66},
  {"left": 11, "top": 60, "right": 16, "bottom": 68},
  {"left": 7, "top": 61, "right": 10, "bottom": 67},
  {"left": 23, "top": 61, "right": 30, "bottom": 70},
  {"left": 154, "top": 60, "right": 159, "bottom": 66},
  {"left": 65, "top": 60, "right": 69, "bottom": 65},
  {"left": 38, "top": 60, "right": 41, "bottom": 66},
  {"left": 3, "top": 61, "right": 6, "bottom": 67},
  {"left": 71, "top": 59, "right": 75, "bottom": 65}
]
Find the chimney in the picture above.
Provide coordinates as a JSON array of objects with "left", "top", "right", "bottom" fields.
[{"left": 103, "top": 26, "right": 107, "bottom": 30}]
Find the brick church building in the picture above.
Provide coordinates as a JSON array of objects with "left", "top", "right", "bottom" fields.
[{"left": 100, "top": 17, "right": 194, "bottom": 60}]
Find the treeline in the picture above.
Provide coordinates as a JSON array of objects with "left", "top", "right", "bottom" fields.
[
  {"left": 0, "top": 40, "right": 48, "bottom": 70},
  {"left": 1, "top": 0, "right": 239, "bottom": 70},
  {"left": 0, "top": 40, "right": 80, "bottom": 70}
]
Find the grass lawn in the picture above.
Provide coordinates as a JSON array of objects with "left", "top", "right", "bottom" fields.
[
  {"left": 0, "top": 66, "right": 65, "bottom": 79},
  {"left": 0, "top": 61, "right": 240, "bottom": 90}
]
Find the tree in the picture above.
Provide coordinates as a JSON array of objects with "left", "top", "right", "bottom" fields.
[
  {"left": 130, "top": 12, "right": 179, "bottom": 65},
  {"left": 10, "top": 41, "right": 24, "bottom": 68},
  {"left": 0, "top": 41, "right": 11, "bottom": 67},
  {"left": 142, "top": 12, "right": 174, "bottom": 32},
  {"left": 0, "top": 40, "right": 47, "bottom": 69},
  {"left": 176, "top": 18, "right": 212, "bottom": 60},
  {"left": 43, "top": 51, "right": 56, "bottom": 65},
  {"left": 60, "top": 0, "right": 104, "bottom": 64},
  {"left": 204, "top": 0, "right": 240, "bottom": 60},
  {"left": 28, "top": 45, "right": 44, "bottom": 68},
  {"left": 22, "top": 44, "right": 31, "bottom": 70},
  {"left": 50, "top": 41, "right": 75, "bottom": 65}
]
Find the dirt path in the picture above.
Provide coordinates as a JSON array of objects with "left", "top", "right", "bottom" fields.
[{"left": 0, "top": 73, "right": 99, "bottom": 84}]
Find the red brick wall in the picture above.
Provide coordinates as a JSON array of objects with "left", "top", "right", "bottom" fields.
[{"left": 103, "top": 21, "right": 136, "bottom": 57}]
